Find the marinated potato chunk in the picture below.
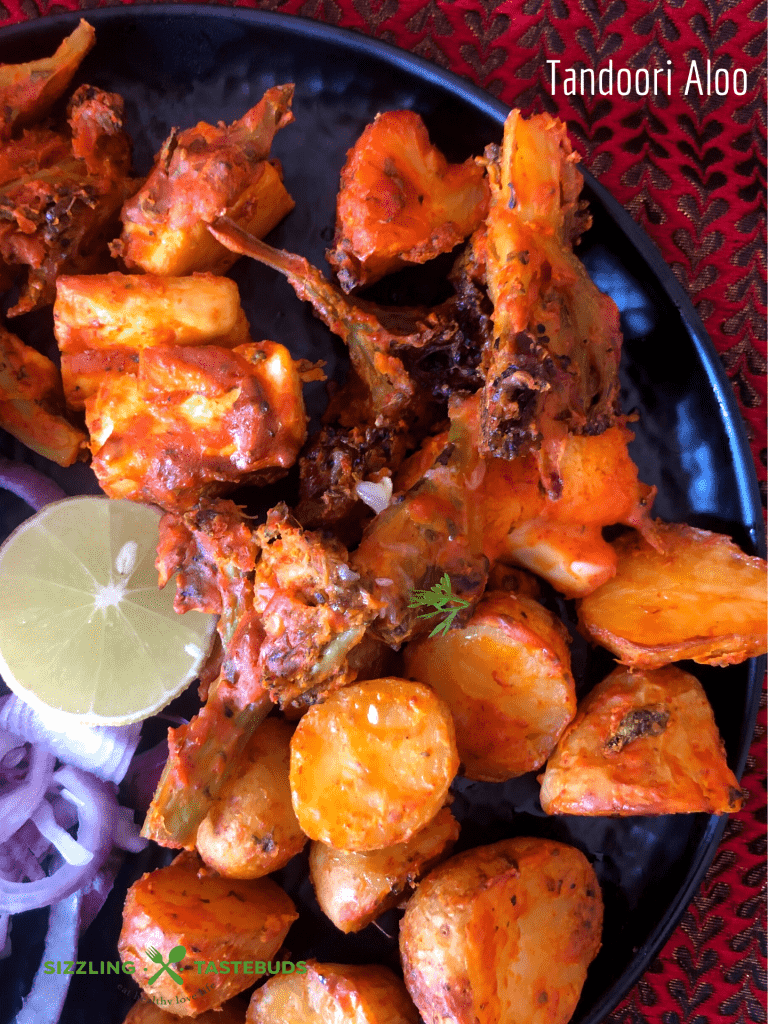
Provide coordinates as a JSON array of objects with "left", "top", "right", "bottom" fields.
[
  {"left": 118, "top": 850, "right": 297, "bottom": 1017},
  {"left": 480, "top": 423, "right": 659, "bottom": 598},
  {"left": 399, "top": 837, "right": 603, "bottom": 1024},
  {"left": 0, "top": 19, "right": 95, "bottom": 140},
  {"left": 578, "top": 523, "right": 768, "bottom": 667},
  {"left": 197, "top": 716, "right": 307, "bottom": 879},
  {"left": 247, "top": 961, "right": 420, "bottom": 1024},
  {"left": 54, "top": 272, "right": 251, "bottom": 409},
  {"left": 123, "top": 997, "right": 246, "bottom": 1024},
  {"left": 290, "top": 678, "right": 459, "bottom": 851},
  {"left": 538, "top": 665, "right": 744, "bottom": 816},
  {"left": 404, "top": 591, "right": 576, "bottom": 782},
  {"left": 327, "top": 110, "right": 488, "bottom": 291},
  {"left": 309, "top": 806, "right": 460, "bottom": 933},
  {"left": 0, "top": 324, "right": 87, "bottom": 465},
  {"left": 86, "top": 340, "right": 307, "bottom": 510}
]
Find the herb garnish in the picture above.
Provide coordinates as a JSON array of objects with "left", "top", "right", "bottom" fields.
[{"left": 408, "top": 573, "right": 470, "bottom": 638}]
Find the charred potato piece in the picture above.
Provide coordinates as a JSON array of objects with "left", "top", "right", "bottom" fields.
[
  {"left": 118, "top": 850, "right": 297, "bottom": 1017},
  {"left": 290, "top": 678, "right": 459, "bottom": 851},
  {"left": 539, "top": 664, "right": 744, "bottom": 816},
  {"left": 86, "top": 340, "right": 307, "bottom": 510},
  {"left": 578, "top": 523, "right": 768, "bottom": 667},
  {"left": 404, "top": 591, "right": 576, "bottom": 782},
  {"left": 400, "top": 837, "right": 603, "bottom": 1024},
  {"left": 123, "top": 997, "right": 246, "bottom": 1024},
  {"left": 327, "top": 110, "right": 488, "bottom": 292},
  {"left": 115, "top": 85, "right": 295, "bottom": 276},
  {"left": 247, "top": 961, "right": 420, "bottom": 1024},
  {"left": 196, "top": 716, "right": 307, "bottom": 879},
  {"left": 0, "top": 324, "right": 87, "bottom": 465},
  {"left": 309, "top": 806, "right": 460, "bottom": 933},
  {"left": 55, "top": 272, "right": 251, "bottom": 409}
]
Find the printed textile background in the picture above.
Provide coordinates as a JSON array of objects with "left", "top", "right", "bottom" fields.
[{"left": 0, "top": 1, "right": 765, "bottom": 1024}]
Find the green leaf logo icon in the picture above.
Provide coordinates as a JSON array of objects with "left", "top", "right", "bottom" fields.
[{"left": 145, "top": 944, "right": 186, "bottom": 985}]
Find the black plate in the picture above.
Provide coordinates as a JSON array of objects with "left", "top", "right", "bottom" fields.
[{"left": 0, "top": 8, "right": 764, "bottom": 1024}]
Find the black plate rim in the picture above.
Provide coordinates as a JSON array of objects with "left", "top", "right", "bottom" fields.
[{"left": 0, "top": 6, "right": 764, "bottom": 1022}]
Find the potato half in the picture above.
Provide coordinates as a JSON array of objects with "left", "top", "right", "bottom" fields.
[
  {"left": 290, "top": 678, "right": 459, "bottom": 851},
  {"left": 404, "top": 592, "right": 576, "bottom": 781},
  {"left": 118, "top": 850, "right": 297, "bottom": 1016},
  {"left": 309, "top": 806, "right": 460, "bottom": 933},
  {"left": 247, "top": 961, "right": 420, "bottom": 1023},
  {"left": 196, "top": 716, "right": 307, "bottom": 879},
  {"left": 399, "top": 837, "right": 603, "bottom": 1024},
  {"left": 578, "top": 523, "right": 768, "bottom": 668},
  {"left": 538, "top": 664, "right": 744, "bottom": 815}
]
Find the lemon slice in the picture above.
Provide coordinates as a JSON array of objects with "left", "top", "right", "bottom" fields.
[{"left": 0, "top": 496, "right": 217, "bottom": 725}]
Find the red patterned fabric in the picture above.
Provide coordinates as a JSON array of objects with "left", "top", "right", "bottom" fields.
[{"left": 0, "top": 2, "right": 765, "bottom": 1023}]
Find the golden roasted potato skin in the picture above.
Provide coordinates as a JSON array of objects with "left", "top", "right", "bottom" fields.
[
  {"left": 246, "top": 960, "right": 420, "bottom": 1024},
  {"left": 399, "top": 837, "right": 603, "bottom": 1024},
  {"left": 578, "top": 523, "right": 768, "bottom": 667},
  {"left": 118, "top": 850, "right": 297, "bottom": 1016},
  {"left": 309, "top": 806, "right": 460, "bottom": 933},
  {"left": 122, "top": 996, "right": 246, "bottom": 1024},
  {"left": 290, "top": 678, "right": 459, "bottom": 851},
  {"left": 196, "top": 716, "right": 307, "bottom": 878},
  {"left": 404, "top": 592, "right": 576, "bottom": 781},
  {"left": 538, "top": 664, "right": 744, "bottom": 816}
]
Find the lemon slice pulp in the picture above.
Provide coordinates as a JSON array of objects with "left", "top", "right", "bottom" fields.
[{"left": 0, "top": 496, "right": 216, "bottom": 725}]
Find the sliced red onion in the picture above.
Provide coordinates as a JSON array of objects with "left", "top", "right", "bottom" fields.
[
  {"left": 0, "top": 694, "right": 142, "bottom": 784},
  {"left": 0, "top": 458, "right": 66, "bottom": 511},
  {"left": 0, "top": 765, "right": 143, "bottom": 914},
  {"left": 0, "top": 743, "right": 55, "bottom": 845},
  {"left": 30, "top": 802, "right": 93, "bottom": 867},
  {"left": 14, "top": 891, "right": 82, "bottom": 1024}
]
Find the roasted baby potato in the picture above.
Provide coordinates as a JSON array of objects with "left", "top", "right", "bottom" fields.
[
  {"left": 309, "top": 806, "right": 460, "bottom": 933},
  {"left": 404, "top": 591, "right": 576, "bottom": 782},
  {"left": 327, "top": 110, "right": 488, "bottom": 291},
  {"left": 114, "top": 85, "right": 295, "bottom": 276},
  {"left": 118, "top": 850, "right": 297, "bottom": 1017},
  {"left": 290, "top": 678, "right": 459, "bottom": 851},
  {"left": 399, "top": 836, "right": 603, "bottom": 1024},
  {"left": 196, "top": 716, "right": 307, "bottom": 879},
  {"left": 538, "top": 664, "right": 744, "bottom": 816},
  {"left": 578, "top": 523, "right": 768, "bottom": 667},
  {"left": 86, "top": 339, "right": 307, "bottom": 510},
  {"left": 0, "top": 324, "right": 87, "bottom": 465},
  {"left": 54, "top": 271, "right": 251, "bottom": 409},
  {"left": 246, "top": 961, "right": 420, "bottom": 1024},
  {"left": 123, "top": 997, "right": 246, "bottom": 1024}
]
